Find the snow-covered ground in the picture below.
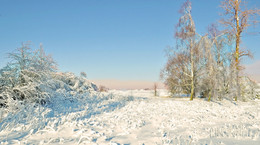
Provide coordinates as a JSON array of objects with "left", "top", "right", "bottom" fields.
[{"left": 1, "top": 89, "right": 260, "bottom": 144}]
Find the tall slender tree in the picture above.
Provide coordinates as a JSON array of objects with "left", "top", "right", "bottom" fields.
[
  {"left": 175, "top": 0, "right": 200, "bottom": 100},
  {"left": 161, "top": 0, "right": 205, "bottom": 100},
  {"left": 220, "top": 0, "right": 260, "bottom": 101}
]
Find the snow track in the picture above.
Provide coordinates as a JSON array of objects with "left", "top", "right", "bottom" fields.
[{"left": 1, "top": 90, "right": 260, "bottom": 144}]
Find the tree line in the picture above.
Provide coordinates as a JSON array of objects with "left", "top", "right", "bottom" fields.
[{"left": 161, "top": 0, "right": 260, "bottom": 101}]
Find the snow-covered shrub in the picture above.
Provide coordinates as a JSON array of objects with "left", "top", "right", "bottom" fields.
[
  {"left": 0, "top": 43, "right": 57, "bottom": 105},
  {"left": 51, "top": 72, "right": 98, "bottom": 94},
  {"left": 0, "top": 43, "right": 98, "bottom": 110},
  {"left": 240, "top": 76, "right": 260, "bottom": 101}
]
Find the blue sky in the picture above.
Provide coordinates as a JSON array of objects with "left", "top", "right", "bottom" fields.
[{"left": 0, "top": 0, "right": 260, "bottom": 88}]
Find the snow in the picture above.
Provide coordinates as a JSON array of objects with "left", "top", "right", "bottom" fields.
[{"left": 1, "top": 89, "right": 260, "bottom": 144}]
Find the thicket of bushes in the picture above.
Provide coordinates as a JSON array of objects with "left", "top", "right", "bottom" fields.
[{"left": 0, "top": 42, "right": 98, "bottom": 108}]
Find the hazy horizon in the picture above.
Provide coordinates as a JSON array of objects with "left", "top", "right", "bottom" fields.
[{"left": 91, "top": 79, "right": 165, "bottom": 90}]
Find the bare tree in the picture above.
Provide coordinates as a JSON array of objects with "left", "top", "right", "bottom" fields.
[
  {"left": 161, "top": 0, "right": 206, "bottom": 100},
  {"left": 175, "top": 0, "right": 196, "bottom": 100},
  {"left": 153, "top": 83, "right": 158, "bottom": 96},
  {"left": 99, "top": 85, "right": 108, "bottom": 92},
  {"left": 161, "top": 52, "right": 190, "bottom": 95},
  {"left": 220, "top": 0, "right": 260, "bottom": 101},
  {"left": 203, "top": 24, "right": 234, "bottom": 101},
  {"left": 80, "top": 72, "right": 87, "bottom": 78},
  {"left": 175, "top": 0, "right": 209, "bottom": 100}
]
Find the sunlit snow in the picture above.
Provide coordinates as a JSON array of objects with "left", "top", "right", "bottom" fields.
[{"left": 1, "top": 89, "right": 260, "bottom": 144}]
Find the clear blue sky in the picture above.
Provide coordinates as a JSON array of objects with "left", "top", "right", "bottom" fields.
[{"left": 0, "top": 0, "right": 260, "bottom": 83}]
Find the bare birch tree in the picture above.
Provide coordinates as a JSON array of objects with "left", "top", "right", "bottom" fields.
[
  {"left": 162, "top": 0, "right": 205, "bottom": 100},
  {"left": 175, "top": 0, "right": 197, "bottom": 100},
  {"left": 220, "top": 0, "right": 260, "bottom": 101}
]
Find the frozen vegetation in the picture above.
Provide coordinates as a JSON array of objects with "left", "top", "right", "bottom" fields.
[{"left": 161, "top": 0, "right": 260, "bottom": 101}]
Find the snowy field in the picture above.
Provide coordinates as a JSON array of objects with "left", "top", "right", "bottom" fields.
[{"left": 1, "top": 89, "right": 260, "bottom": 145}]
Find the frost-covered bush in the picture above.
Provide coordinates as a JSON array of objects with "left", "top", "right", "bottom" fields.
[
  {"left": 240, "top": 76, "right": 260, "bottom": 101},
  {"left": 50, "top": 72, "right": 98, "bottom": 94},
  {"left": 0, "top": 42, "right": 98, "bottom": 110}
]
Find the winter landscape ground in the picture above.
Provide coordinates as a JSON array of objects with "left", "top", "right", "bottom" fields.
[{"left": 1, "top": 89, "right": 260, "bottom": 145}]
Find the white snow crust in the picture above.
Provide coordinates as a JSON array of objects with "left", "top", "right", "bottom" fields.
[{"left": 1, "top": 89, "right": 260, "bottom": 144}]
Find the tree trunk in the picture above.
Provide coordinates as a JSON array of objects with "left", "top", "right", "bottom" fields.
[
  {"left": 235, "top": 0, "right": 241, "bottom": 101},
  {"left": 190, "top": 41, "right": 195, "bottom": 101},
  {"left": 208, "top": 90, "right": 212, "bottom": 102}
]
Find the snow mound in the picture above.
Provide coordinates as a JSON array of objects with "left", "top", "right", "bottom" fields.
[{"left": 0, "top": 91, "right": 134, "bottom": 144}]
